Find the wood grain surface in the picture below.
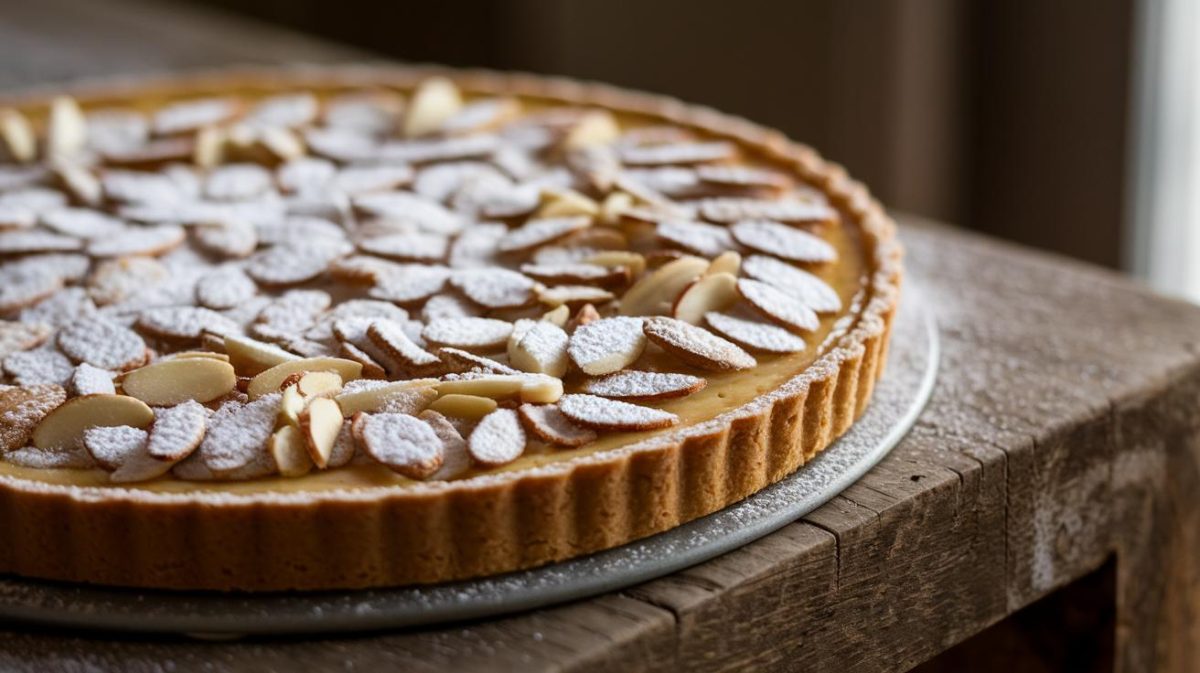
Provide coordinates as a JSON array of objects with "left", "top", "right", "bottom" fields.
[{"left": 0, "top": 1, "right": 1198, "bottom": 670}]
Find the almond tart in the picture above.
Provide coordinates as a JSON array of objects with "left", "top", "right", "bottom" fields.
[{"left": 0, "top": 65, "right": 900, "bottom": 591}]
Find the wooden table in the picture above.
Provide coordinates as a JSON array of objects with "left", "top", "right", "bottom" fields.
[{"left": 2, "top": 1, "right": 1199, "bottom": 670}]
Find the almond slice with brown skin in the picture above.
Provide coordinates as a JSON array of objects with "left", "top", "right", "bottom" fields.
[
  {"left": 145, "top": 400, "right": 207, "bottom": 461},
  {"left": 334, "top": 378, "right": 438, "bottom": 416},
  {"left": 672, "top": 272, "right": 738, "bottom": 325},
  {"left": 246, "top": 357, "right": 363, "bottom": 400},
  {"left": 437, "top": 347, "right": 518, "bottom": 375},
  {"left": 468, "top": 408, "right": 526, "bottom": 467},
  {"left": 32, "top": 394, "right": 155, "bottom": 450},
  {"left": 729, "top": 220, "right": 837, "bottom": 264},
  {"left": 518, "top": 403, "right": 597, "bottom": 447},
  {"left": 519, "top": 262, "right": 628, "bottom": 288},
  {"left": 421, "top": 410, "right": 471, "bottom": 480},
  {"left": 120, "top": 357, "right": 237, "bottom": 406},
  {"left": 299, "top": 396, "right": 343, "bottom": 469},
  {"left": 338, "top": 341, "right": 389, "bottom": 379},
  {"left": 423, "top": 317, "right": 513, "bottom": 353},
  {"left": 580, "top": 370, "right": 706, "bottom": 400},
  {"left": 0, "top": 384, "right": 66, "bottom": 451},
  {"left": 0, "top": 320, "right": 50, "bottom": 359},
  {"left": 223, "top": 334, "right": 301, "bottom": 376},
  {"left": 618, "top": 255, "right": 707, "bottom": 317},
  {"left": 740, "top": 255, "right": 842, "bottom": 313},
  {"left": 497, "top": 216, "right": 591, "bottom": 253},
  {"left": 585, "top": 250, "right": 647, "bottom": 277},
  {"left": 643, "top": 316, "right": 756, "bottom": 371},
  {"left": 449, "top": 268, "right": 536, "bottom": 309},
  {"left": 566, "top": 303, "right": 601, "bottom": 333},
  {"left": 704, "top": 311, "right": 808, "bottom": 354},
  {"left": 698, "top": 198, "right": 837, "bottom": 226},
  {"left": 269, "top": 424, "right": 313, "bottom": 477},
  {"left": 656, "top": 219, "right": 734, "bottom": 258},
  {"left": 568, "top": 316, "right": 645, "bottom": 375},
  {"left": 357, "top": 411, "right": 445, "bottom": 478},
  {"left": 83, "top": 425, "right": 148, "bottom": 471},
  {"left": 557, "top": 394, "right": 678, "bottom": 431},
  {"left": 736, "top": 278, "right": 820, "bottom": 333}
]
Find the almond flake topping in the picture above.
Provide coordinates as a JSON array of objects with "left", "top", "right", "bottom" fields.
[
  {"left": 198, "top": 394, "right": 280, "bottom": 475},
  {"left": 367, "top": 319, "right": 441, "bottom": 369},
  {"left": 619, "top": 141, "right": 736, "bottom": 166},
  {"left": 196, "top": 266, "right": 259, "bottom": 310},
  {"left": 146, "top": 400, "right": 207, "bottom": 461},
  {"left": 0, "top": 383, "right": 66, "bottom": 451},
  {"left": 450, "top": 268, "right": 536, "bottom": 309},
  {"left": 519, "top": 262, "right": 627, "bottom": 287},
  {"left": 153, "top": 97, "right": 240, "bottom": 136},
  {"left": 704, "top": 311, "right": 808, "bottom": 353},
  {"left": 359, "top": 232, "right": 450, "bottom": 263},
  {"left": 41, "top": 208, "right": 126, "bottom": 239},
  {"left": 357, "top": 411, "right": 444, "bottom": 479},
  {"left": 421, "top": 410, "right": 471, "bottom": 480},
  {"left": 729, "top": 220, "right": 837, "bottom": 263},
  {"left": 656, "top": 219, "right": 735, "bottom": 257},
  {"left": 84, "top": 425, "right": 149, "bottom": 471},
  {"left": 58, "top": 318, "right": 147, "bottom": 371},
  {"left": 0, "top": 320, "right": 50, "bottom": 359},
  {"left": 498, "top": 216, "right": 591, "bottom": 253},
  {"left": 557, "top": 394, "right": 678, "bottom": 431},
  {"left": 643, "top": 316, "right": 756, "bottom": 371},
  {"left": 737, "top": 278, "right": 820, "bottom": 333},
  {"left": 568, "top": 316, "right": 646, "bottom": 375},
  {"left": 70, "top": 363, "right": 116, "bottom": 396},
  {"left": 518, "top": 403, "right": 597, "bottom": 447},
  {"left": 468, "top": 408, "right": 526, "bottom": 467},
  {"left": 3, "top": 349, "right": 74, "bottom": 386},
  {"left": 369, "top": 265, "right": 450, "bottom": 305},
  {"left": 696, "top": 165, "right": 790, "bottom": 190},
  {"left": 507, "top": 319, "right": 569, "bottom": 376},
  {"left": 580, "top": 370, "right": 706, "bottom": 400},
  {"left": 87, "top": 224, "right": 186, "bottom": 258},
  {"left": 699, "top": 198, "right": 837, "bottom": 225},
  {"left": 423, "top": 317, "right": 513, "bottom": 352},
  {"left": 88, "top": 257, "right": 168, "bottom": 306},
  {"left": 740, "top": 255, "right": 842, "bottom": 313},
  {"left": 137, "top": 306, "right": 239, "bottom": 342},
  {"left": 0, "top": 230, "right": 81, "bottom": 255}
]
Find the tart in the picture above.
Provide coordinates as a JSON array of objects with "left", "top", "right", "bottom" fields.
[{"left": 0, "top": 65, "right": 900, "bottom": 591}]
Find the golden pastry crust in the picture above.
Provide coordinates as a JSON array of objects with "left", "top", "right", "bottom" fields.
[{"left": 0, "top": 65, "right": 900, "bottom": 591}]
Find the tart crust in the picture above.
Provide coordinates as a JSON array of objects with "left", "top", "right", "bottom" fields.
[{"left": 0, "top": 65, "right": 900, "bottom": 591}]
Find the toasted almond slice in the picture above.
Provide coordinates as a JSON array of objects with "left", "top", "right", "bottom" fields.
[
  {"left": 269, "top": 424, "right": 313, "bottom": 477},
  {"left": 223, "top": 334, "right": 301, "bottom": 376},
  {"left": 585, "top": 250, "right": 647, "bottom": 277},
  {"left": 0, "top": 383, "right": 66, "bottom": 451},
  {"left": 520, "top": 262, "right": 628, "bottom": 288},
  {"left": 421, "top": 410, "right": 471, "bottom": 480},
  {"left": 70, "top": 363, "right": 116, "bottom": 396},
  {"left": 299, "top": 396, "right": 343, "bottom": 468},
  {"left": 566, "top": 303, "right": 602, "bottom": 333},
  {"left": 3, "top": 349, "right": 74, "bottom": 387},
  {"left": 729, "top": 220, "right": 837, "bottom": 264},
  {"left": 737, "top": 278, "right": 820, "bottom": 333},
  {"left": 404, "top": 77, "right": 463, "bottom": 137},
  {"left": 293, "top": 370, "right": 343, "bottom": 398},
  {"left": 598, "top": 191, "right": 635, "bottom": 226},
  {"left": 53, "top": 162, "right": 102, "bottom": 206},
  {"left": 196, "top": 267, "right": 258, "bottom": 311},
  {"left": 0, "top": 109, "right": 36, "bottom": 162},
  {"left": 88, "top": 257, "right": 168, "bottom": 306},
  {"left": 367, "top": 319, "right": 441, "bottom": 370},
  {"left": 428, "top": 393, "right": 498, "bottom": 420},
  {"left": 279, "top": 384, "right": 306, "bottom": 428},
  {"left": 620, "top": 141, "right": 736, "bottom": 166},
  {"left": 440, "top": 97, "right": 520, "bottom": 135},
  {"left": 618, "top": 255, "right": 707, "bottom": 316},
  {"left": 643, "top": 316, "right": 756, "bottom": 371},
  {"left": 246, "top": 357, "right": 363, "bottom": 400},
  {"left": 557, "top": 394, "right": 678, "bottom": 431},
  {"left": 88, "top": 224, "right": 186, "bottom": 258},
  {"left": 468, "top": 408, "right": 525, "bottom": 467},
  {"left": 696, "top": 165, "right": 791, "bottom": 191},
  {"left": 198, "top": 394, "right": 280, "bottom": 476},
  {"left": 145, "top": 400, "right": 207, "bottom": 461},
  {"left": 0, "top": 319, "right": 51, "bottom": 358},
  {"left": 120, "top": 358, "right": 237, "bottom": 406},
  {"left": 83, "top": 425, "right": 148, "bottom": 470},
  {"left": 498, "top": 216, "right": 591, "bottom": 254},
  {"left": 507, "top": 319, "right": 569, "bottom": 376},
  {"left": 194, "top": 221, "right": 258, "bottom": 259},
  {"left": 564, "top": 110, "right": 621, "bottom": 150},
  {"left": 338, "top": 341, "right": 388, "bottom": 379},
  {"left": 541, "top": 304, "right": 570, "bottom": 327},
  {"left": 671, "top": 272, "right": 738, "bottom": 325},
  {"left": 137, "top": 306, "right": 239, "bottom": 343},
  {"left": 704, "top": 311, "right": 808, "bottom": 353},
  {"left": 437, "top": 347, "right": 518, "bottom": 375},
  {"left": 435, "top": 373, "right": 563, "bottom": 404},
  {"left": 740, "top": 255, "right": 842, "bottom": 313},
  {"left": 536, "top": 189, "right": 599, "bottom": 219},
  {"left": 568, "top": 316, "right": 646, "bottom": 375},
  {"left": 46, "top": 96, "right": 87, "bottom": 159},
  {"left": 449, "top": 268, "right": 536, "bottom": 309},
  {"left": 656, "top": 219, "right": 734, "bottom": 257},
  {"left": 537, "top": 285, "right": 615, "bottom": 308},
  {"left": 170, "top": 351, "right": 231, "bottom": 362},
  {"left": 334, "top": 378, "right": 438, "bottom": 416},
  {"left": 698, "top": 198, "right": 837, "bottom": 226},
  {"left": 705, "top": 250, "right": 742, "bottom": 277},
  {"left": 423, "top": 317, "right": 513, "bottom": 353},
  {"left": 580, "top": 370, "right": 706, "bottom": 400},
  {"left": 32, "top": 394, "right": 155, "bottom": 450},
  {"left": 518, "top": 403, "right": 597, "bottom": 447},
  {"left": 58, "top": 318, "right": 147, "bottom": 371},
  {"left": 358, "top": 411, "right": 444, "bottom": 478}
]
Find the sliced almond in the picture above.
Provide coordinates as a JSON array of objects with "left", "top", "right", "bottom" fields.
[
  {"left": 580, "top": 370, "right": 706, "bottom": 400},
  {"left": 269, "top": 424, "right": 313, "bottom": 477},
  {"left": 32, "top": 394, "right": 155, "bottom": 450},
  {"left": 643, "top": 316, "right": 756, "bottom": 371},
  {"left": 70, "top": 363, "right": 116, "bottom": 396},
  {"left": 299, "top": 396, "right": 343, "bottom": 469},
  {"left": 566, "top": 303, "right": 602, "bottom": 333},
  {"left": 563, "top": 110, "right": 621, "bottom": 150},
  {"left": 699, "top": 197, "right": 837, "bottom": 226},
  {"left": 58, "top": 318, "right": 147, "bottom": 371},
  {"left": 740, "top": 254, "right": 841, "bottom": 313},
  {"left": 437, "top": 347, "right": 518, "bottom": 375},
  {"left": 468, "top": 408, "right": 525, "bottom": 467},
  {"left": 422, "top": 317, "right": 513, "bottom": 353},
  {"left": 196, "top": 394, "right": 280, "bottom": 477},
  {"left": 357, "top": 411, "right": 444, "bottom": 478},
  {"left": 46, "top": 96, "right": 87, "bottom": 159},
  {"left": 279, "top": 384, "right": 306, "bottom": 428},
  {"left": 223, "top": 334, "right": 301, "bottom": 376},
  {"left": 0, "top": 384, "right": 66, "bottom": 451},
  {"left": 367, "top": 319, "right": 442, "bottom": 370},
  {"left": 507, "top": 319, "right": 569, "bottom": 376},
  {"left": 440, "top": 97, "right": 520, "bottom": 135},
  {"left": 145, "top": 400, "right": 207, "bottom": 461},
  {"left": 170, "top": 351, "right": 230, "bottom": 362},
  {"left": 620, "top": 141, "right": 736, "bottom": 166},
  {"left": 729, "top": 220, "right": 837, "bottom": 264},
  {"left": 520, "top": 262, "right": 628, "bottom": 288},
  {"left": 0, "top": 320, "right": 51, "bottom": 359},
  {"left": 557, "top": 394, "right": 678, "bottom": 431},
  {"left": 585, "top": 250, "right": 646, "bottom": 277},
  {"left": 334, "top": 378, "right": 437, "bottom": 417},
  {"left": 618, "top": 255, "right": 707, "bottom": 316},
  {"left": 672, "top": 272, "right": 738, "bottom": 325},
  {"left": 518, "top": 403, "right": 597, "bottom": 447},
  {"left": 428, "top": 393, "right": 498, "bottom": 420},
  {"left": 568, "top": 316, "right": 646, "bottom": 375},
  {"left": 435, "top": 373, "right": 563, "bottom": 404},
  {"left": 449, "top": 268, "right": 536, "bottom": 309},
  {"left": 704, "top": 311, "right": 807, "bottom": 354},
  {"left": 404, "top": 77, "right": 463, "bottom": 137},
  {"left": 83, "top": 425, "right": 148, "bottom": 470},
  {"left": 338, "top": 341, "right": 388, "bottom": 379},
  {"left": 0, "top": 109, "right": 36, "bottom": 163},
  {"left": 537, "top": 285, "right": 615, "bottom": 308},
  {"left": 421, "top": 410, "right": 471, "bottom": 480},
  {"left": 598, "top": 191, "right": 635, "bottom": 226},
  {"left": 737, "top": 278, "right": 820, "bottom": 333},
  {"left": 498, "top": 216, "right": 591, "bottom": 253},
  {"left": 535, "top": 189, "right": 599, "bottom": 219},
  {"left": 246, "top": 357, "right": 363, "bottom": 400},
  {"left": 120, "top": 357, "right": 237, "bottom": 406},
  {"left": 705, "top": 250, "right": 742, "bottom": 277},
  {"left": 3, "top": 349, "right": 73, "bottom": 387},
  {"left": 53, "top": 162, "right": 102, "bottom": 206},
  {"left": 293, "top": 370, "right": 343, "bottom": 398},
  {"left": 656, "top": 219, "right": 734, "bottom": 257},
  {"left": 541, "top": 304, "right": 570, "bottom": 327}
]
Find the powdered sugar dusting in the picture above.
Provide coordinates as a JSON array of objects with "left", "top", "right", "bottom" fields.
[
  {"left": 468, "top": 408, "right": 526, "bottom": 466},
  {"left": 581, "top": 370, "right": 705, "bottom": 399}
]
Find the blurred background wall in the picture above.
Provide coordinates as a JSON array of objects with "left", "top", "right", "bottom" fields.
[{"left": 180, "top": 0, "right": 1136, "bottom": 271}]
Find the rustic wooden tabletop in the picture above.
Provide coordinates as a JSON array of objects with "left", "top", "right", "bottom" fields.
[{"left": 2, "top": 1, "right": 1199, "bottom": 671}]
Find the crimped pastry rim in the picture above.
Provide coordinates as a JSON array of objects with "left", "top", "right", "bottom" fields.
[{"left": 0, "top": 64, "right": 900, "bottom": 589}]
